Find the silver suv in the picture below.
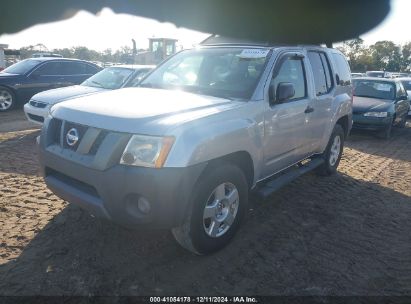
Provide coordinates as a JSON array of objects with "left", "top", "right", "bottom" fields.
[{"left": 38, "top": 41, "right": 353, "bottom": 254}]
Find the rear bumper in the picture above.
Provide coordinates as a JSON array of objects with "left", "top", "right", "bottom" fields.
[{"left": 39, "top": 142, "right": 206, "bottom": 229}]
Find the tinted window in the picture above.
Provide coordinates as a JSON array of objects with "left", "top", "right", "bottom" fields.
[
  {"left": 332, "top": 53, "right": 351, "bottom": 86},
  {"left": 85, "top": 64, "right": 99, "bottom": 74},
  {"left": 271, "top": 56, "right": 306, "bottom": 100},
  {"left": 32, "top": 62, "right": 62, "bottom": 75},
  {"left": 3, "top": 59, "right": 41, "bottom": 74},
  {"left": 308, "top": 52, "right": 327, "bottom": 95}
]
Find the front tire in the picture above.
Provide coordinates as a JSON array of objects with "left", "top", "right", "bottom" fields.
[
  {"left": 0, "top": 87, "right": 16, "bottom": 112},
  {"left": 316, "top": 124, "right": 345, "bottom": 176},
  {"left": 172, "top": 163, "right": 248, "bottom": 255}
]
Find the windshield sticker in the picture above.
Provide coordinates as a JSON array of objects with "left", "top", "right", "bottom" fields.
[{"left": 239, "top": 49, "right": 269, "bottom": 59}]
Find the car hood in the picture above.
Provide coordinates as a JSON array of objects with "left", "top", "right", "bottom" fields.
[
  {"left": 50, "top": 87, "right": 242, "bottom": 135},
  {"left": 353, "top": 96, "right": 393, "bottom": 113},
  {"left": 32, "top": 85, "right": 108, "bottom": 105}
]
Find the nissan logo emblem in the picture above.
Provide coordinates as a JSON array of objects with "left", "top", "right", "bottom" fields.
[{"left": 66, "top": 128, "right": 79, "bottom": 146}]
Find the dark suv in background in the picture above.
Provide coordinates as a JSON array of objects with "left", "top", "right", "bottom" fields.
[{"left": 0, "top": 58, "right": 101, "bottom": 111}]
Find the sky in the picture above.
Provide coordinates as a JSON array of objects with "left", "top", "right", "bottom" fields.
[{"left": 0, "top": 0, "right": 409, "bottom": 52}]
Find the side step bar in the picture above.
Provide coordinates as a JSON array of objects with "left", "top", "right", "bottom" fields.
[{"left": 254, "top": 158, "right": 324, "bottom": 199}]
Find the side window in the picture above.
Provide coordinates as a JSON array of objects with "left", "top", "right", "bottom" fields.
[
  {"left": 32, "top": 62, "right": 61, "bottom": 76},
  {"left": 271, "top": 55, "right": 306, "bottom": 100},
  {"left": 85, "top": 64, "right": 99, "bottom": 74},
  {"left": 307, "top": 52, "right": 327, "bottom": 95},
  {"left": 332, "top": 53, "right": 351, "bottom": 86},
  {"left": 396, "top": 82, "right": 406, "bottom": 98},
  {"left": 61, "top": 62, "right": 87, "bottom": 75}
]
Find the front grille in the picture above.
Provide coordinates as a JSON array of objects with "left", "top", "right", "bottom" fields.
[
  {"left": 47, "top": 118, "right": 116, "bottom": 157},
  {"left": 29, "top": 100, "right": 48, "bottom": 108},
  {"left": 45, "top": 167, "right": 99, "bottom": 198},
  {"left": 27, "top": 113, "right": 44, "bottom": 123},
  {"left": 49, "top": 118, "right": 63, "bottom": 145},
  {"left": 89, "top": 130, "right": 109, "bottom": 155}
]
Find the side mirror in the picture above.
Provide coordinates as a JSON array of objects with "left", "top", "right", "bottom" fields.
[
  {"left": 276, "top": 82, "right": 295, "bottom": 103},
  {"left": 398, "top": 95, "right": 408, "bottom": 101}
]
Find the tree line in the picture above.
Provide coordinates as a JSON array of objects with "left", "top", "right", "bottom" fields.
[
  {"left": 337, "top": 39, "right": 411, "bottom": 73},
  {"left": 18, "top": 44, "right": 144, "bottom": 64},
  {"left": 16, "top": 39, "right": 411, "bottom": 72}
]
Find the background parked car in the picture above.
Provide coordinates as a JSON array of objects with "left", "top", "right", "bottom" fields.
[
  {"left": 352, "top": 77, "right": 409, "bottom": 138},
  {"left": 351, "top": 73, "right": 365, "bottom": 78},
  {"left": 398, "top": 77, "right": 411, "bottom": 115},
  {"left": 24, "top": 65, "right": 154, "bottom": 124},
  {"left": 0, "top": 58, "right": 101, "bottom": 112},
  {"left": 365, "top": 71, "right": 386, "bottom": 78}
]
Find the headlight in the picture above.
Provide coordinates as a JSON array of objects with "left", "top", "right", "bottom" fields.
[
  {"left": 120, "top": 135, "right": 175, "bottom": 168},
  {"left": 363, "top": 112, "right": 388, "bottom": 118}
]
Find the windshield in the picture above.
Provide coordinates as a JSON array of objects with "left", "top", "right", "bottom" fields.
[
  {"left": 2, "top": 59, "right": 41, "bottom": 75},
  {"left": 401, "top": 80, "right": 411, "bottom": 91},
  {"left": 82, "top": 67, "right": 134, "bottom": 89},
  {"left": 139, "top": 47, "right": 270, "bottom": 100},
  {"left": 353, "top": 79, "right": 395, "bottom": 100}
]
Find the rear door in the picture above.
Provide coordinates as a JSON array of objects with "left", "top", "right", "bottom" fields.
[
  {"left": 305, "top": 50, "right": 335, "bottom": 153},
  {"left": 262, "top": 51, "right": 313, "bottom": 177},
  {"left": 60, "top": 62, "right": 99, "bottom": 85}
]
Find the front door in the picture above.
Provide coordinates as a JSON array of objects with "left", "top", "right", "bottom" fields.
[{"left": 262, "top": 52, "right": 312, "bottom": 177}]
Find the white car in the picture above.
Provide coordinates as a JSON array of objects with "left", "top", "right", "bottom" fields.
[{"left": 24, "top": 65, "right": 154, "bottom": 124}]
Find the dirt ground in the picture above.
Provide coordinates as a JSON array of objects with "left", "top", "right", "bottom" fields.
[{"left": 1, "top": 109, "right": 411, "bottom": 296}]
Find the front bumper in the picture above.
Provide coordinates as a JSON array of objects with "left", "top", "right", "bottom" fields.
[
  {"left": 38, "top": 134, "right": 206, "bottom": 229},
  {"left": 352, "top": 114, "right": 392, "bottom": 131},
  {"left": 24, "top": 103, "right": 48, "bottom": 125}
]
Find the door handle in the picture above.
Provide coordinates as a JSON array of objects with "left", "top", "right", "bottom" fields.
[{"left": 304, "top": 106, "right": 314, "bottom": 114}]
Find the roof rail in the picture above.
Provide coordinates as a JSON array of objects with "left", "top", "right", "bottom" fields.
[{"left": 199, "top": 34, "right": 271, "bottom": 47}]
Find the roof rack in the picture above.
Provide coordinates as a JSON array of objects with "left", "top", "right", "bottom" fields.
[{"left": 199, "top": 35, "right": 325, "bottom": 48}]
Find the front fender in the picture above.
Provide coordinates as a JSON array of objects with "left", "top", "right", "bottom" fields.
[{"left": 165, "top": 116, "right": 263, "bottom": 182}]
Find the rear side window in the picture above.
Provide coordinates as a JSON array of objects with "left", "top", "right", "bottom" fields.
[
  {"left": 332, "top": 53, "right": 351, "bottom": 86},
  {"left": 62, "top": 62, "right": 94, "bottom": 75}
]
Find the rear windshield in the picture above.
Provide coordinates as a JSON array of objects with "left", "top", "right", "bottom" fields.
[
  {"left": 353, "top": 79, "right": 395, "bottom": 100},
  {"left": 2, "top": 59, "right": 41, "bottom": 75}
]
